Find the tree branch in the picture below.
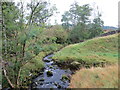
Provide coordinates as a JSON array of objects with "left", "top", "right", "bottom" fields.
[{"left": 3, "top": 69, "right": 14, "bottom": 88}]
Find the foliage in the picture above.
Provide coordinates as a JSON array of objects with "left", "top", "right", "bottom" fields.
[
  {"left": 19, "top": 52, "right": 45, "bottom": 87},
  {"left": 69, "top": 23, "right": 90, "bottom": 43},
  {"left": 2, "top": 1, "right": 56, "bottom": 88},
  {"left": 42, "top": 25, "right": 68, "bottom": 44},
  {"left": 61, "top": 2, "right": 104, "bottom": 43},
  {"left": 61, "top": 2, "right": 92, "bottom": 29},
  {"left": 89, "top": 13, "right": 104, "bottom": 38},
  {"left": 42, "top": 44, "right": 63, "bottom": 52}
]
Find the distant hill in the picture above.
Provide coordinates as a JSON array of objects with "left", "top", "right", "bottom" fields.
[{"left": 102, "top": 26, "right": 118, "bottom": 30}]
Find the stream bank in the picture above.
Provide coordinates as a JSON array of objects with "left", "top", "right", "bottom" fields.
[{"left": 31, "top": 54, "right": 73, "bottom": 89}]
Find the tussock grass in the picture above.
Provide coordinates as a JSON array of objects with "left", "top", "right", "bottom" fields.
[
  {"left": 70, "top": 64, "right": 118, "bottom": 88},
  {"left": 53, "top": 34, "right": 119, "bottom": 65}
]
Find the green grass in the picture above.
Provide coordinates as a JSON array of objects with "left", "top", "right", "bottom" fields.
[
  {"left": 42, "top": 43, "right": 63, "bottom": 52},
  {"left": 70, "top": 64, "right": 118, "bottom": 88},
  {"left": 53, "top": 34, "right": 118, "bottom": 65}
]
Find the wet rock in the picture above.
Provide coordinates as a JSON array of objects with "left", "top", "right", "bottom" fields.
[
  {"left": 71, "top": 71, "right": 75, "bottom": 74},
  {"left": 61, "top": 75, "right": 69, "bottom": 81},
  {"left": 71, "top": 61, "right": 80, "bottom": 66},
  {"left": 53, "top": 82, "right": 62, "bottom": 89},
  {"left": 49, "top": 65, "right": 53, "bottom": 68},
  {"left": 70, "top": 61, "right": 81, "bottom": 70},
  {"left": 58, "top": 85, "right": 62, "bottom": 89},
  {"left": 39, "top": 78, "right": 44, "bottom": 81},
  {"left": 34, "top": 81, "right": 38, "bottom": 86},
  {"left": 32, "top": 83, "right": 37, "bottom": 87},
  {"left": 39, "top": 83, "right": 43, "bottom": 85},
  {"left": 45, "top": 82, "right": 50, "bottom": 84},
  {"left": 38, "top": 72, "right": 44, "bottom": 75},
  {"left": 54, "top": 82, "right": 58, "bottom": 86},
  {"left": 46, "top": 71, "right": 53, "bottom": 77},
  {"left": 44, "top": 59, "right": 51, "bottom": 62}
]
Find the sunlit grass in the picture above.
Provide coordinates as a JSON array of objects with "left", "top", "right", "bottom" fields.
[
  {"left": 53, "top": 34, "right": 118, "bottom": 64},
  {"left": 70, "top": 64, "right": 118, "bottom": 88}
]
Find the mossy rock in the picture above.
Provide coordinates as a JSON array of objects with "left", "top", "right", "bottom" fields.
[
  {"left": 54, "top": 82, "right": 58, "bottom": 86},
  {"left": 39, "top": 78, "right": 45, "bottom": 81},
  {"left": 71, "top": 61, "right": 80, "bottom": 66},
  {"left": 49, "top": 65, "right": 53, "bottom": 68},
  {"left": 61, "top": 74, "right": 69, "bottom": 81},
  {"left": 44, "top": 59, "right": 51, "bottom": 62},
  {"left": 46, "top": 71, "right": 53, "bottom": 77}
]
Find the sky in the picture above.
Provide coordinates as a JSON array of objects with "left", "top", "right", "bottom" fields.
[
  {"left": 13, "top": 0, "right": 119, "bottom": 27},
  {"left": 49, "top": 0, "right": 119, "bottom": 27}
]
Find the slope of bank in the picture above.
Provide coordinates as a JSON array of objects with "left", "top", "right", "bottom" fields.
[
  {"left": 70, "top": 64, "right": 118, "bottom": 88},
  {"left": 53, "top": 34, "right": 118, "bottom": 66},
  {"left": 2, "top": 44, "right": 63, "bottom": 88}
]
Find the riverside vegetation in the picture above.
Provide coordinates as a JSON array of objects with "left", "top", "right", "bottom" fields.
[
  {"left": 1, "top": 0, "right": 119, "bottom": 89},
  {"left": 53, "top": 34, "right": 119, "bottom": 88}
]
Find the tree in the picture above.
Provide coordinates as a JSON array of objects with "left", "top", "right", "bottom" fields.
[
  {"left": 2, "top": 0, "right": 56, "bottom": 88},
  {"left": 61, "top": 2, "right": 92, "bottom": 30},
  {"left": 61, "top": 2, "right": 104, "bottom": 43},
  {"left": 61, "top": 11, "right": 72, "bottom": 30},
  {"left": 61, "top": 2, "right": 92, "bottom": 43},
  {"left": 89, "top": 11, "right": 104, "bottom": 38}
]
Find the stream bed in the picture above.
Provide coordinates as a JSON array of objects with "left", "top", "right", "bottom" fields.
[{"left": 31, "top": 54, "right": 72, "bottom": 89}]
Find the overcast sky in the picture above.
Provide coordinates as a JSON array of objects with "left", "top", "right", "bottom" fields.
[
  {"left": 13, "top": 0, "right": 119, "bottom": 27},
  {"left": 49, "top": 0, "right": 119, "bottom": 27}
]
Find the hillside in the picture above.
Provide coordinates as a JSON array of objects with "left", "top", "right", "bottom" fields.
[
  {"left": 53, "top": 33, "right": 118, "bottom": 66},
  {"left": 53, "top": 33, "right": 118, "bottom": 88},
  {"left": 70, "top": 64, "right": 118, "bottom": 88}
]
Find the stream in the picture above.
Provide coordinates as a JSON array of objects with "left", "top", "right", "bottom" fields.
[{"left": 31, "top": 54, "right": 72, "bottom": 89}]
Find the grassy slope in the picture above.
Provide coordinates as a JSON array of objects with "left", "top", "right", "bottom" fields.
[
  {"left": 53, "top": 34, "right": 118, "bottom": 64},
  {"left": 70, "top": 64, "right": 118, "bottom": 88}
]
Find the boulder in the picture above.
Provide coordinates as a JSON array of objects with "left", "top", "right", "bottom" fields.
[
  {"left": 71, "top": 61, "right": 80, "bottom": 65},
  {"left": 46, "top": 71, "right": 53, "bottom": 77},
  {"left": 61, "top": 74, "right": 69, "bottom": 81}
]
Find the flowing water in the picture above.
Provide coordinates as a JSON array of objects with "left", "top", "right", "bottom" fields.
[{"left": 31, "top": 54, "right": 72, "bottom": 89}]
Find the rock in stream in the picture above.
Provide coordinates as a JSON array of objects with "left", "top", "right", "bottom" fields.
[{"left": 31, "top": 54, "right": 72, "bottom": 89}]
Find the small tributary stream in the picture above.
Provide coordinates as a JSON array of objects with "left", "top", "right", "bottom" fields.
[{"left": 31, "top": 54, "right": 72, "bottom": 89}]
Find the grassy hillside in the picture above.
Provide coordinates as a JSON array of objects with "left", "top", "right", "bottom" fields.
[
  {"left": 70, "top": 64, "right": 118, "bottom": 88},
  {"left": 53, "top": 34, "right": 119, "bottom": 66}
]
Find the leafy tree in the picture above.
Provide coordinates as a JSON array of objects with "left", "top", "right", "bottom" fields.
[
  {"left": 2, "top": 1, "right": 56, "bottom": 88},
  {"left": 61, "top": 2, "right": 92, "bottom": 30},
  {"left": 89, "top": 12, "right": 104, "bottom": 38},
  {"left": 61, "top": 2, "right": 92, "bottom": 43},
  {"left": 61, "top": 11, "right": 72, "bottom": 30},
  {"left": 61, "top": 2, "right": 104, "bottom": 43},
  {"left": 69, "top": 23, "right": 90, "bottom": 43}
]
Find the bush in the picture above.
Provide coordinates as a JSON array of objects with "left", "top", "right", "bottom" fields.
[
  {"left": 43, "top": 25, "right": 68, "bottom": 44},
  {"left": 69, "top": 23, "right": 90, "bottom": 43}
]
